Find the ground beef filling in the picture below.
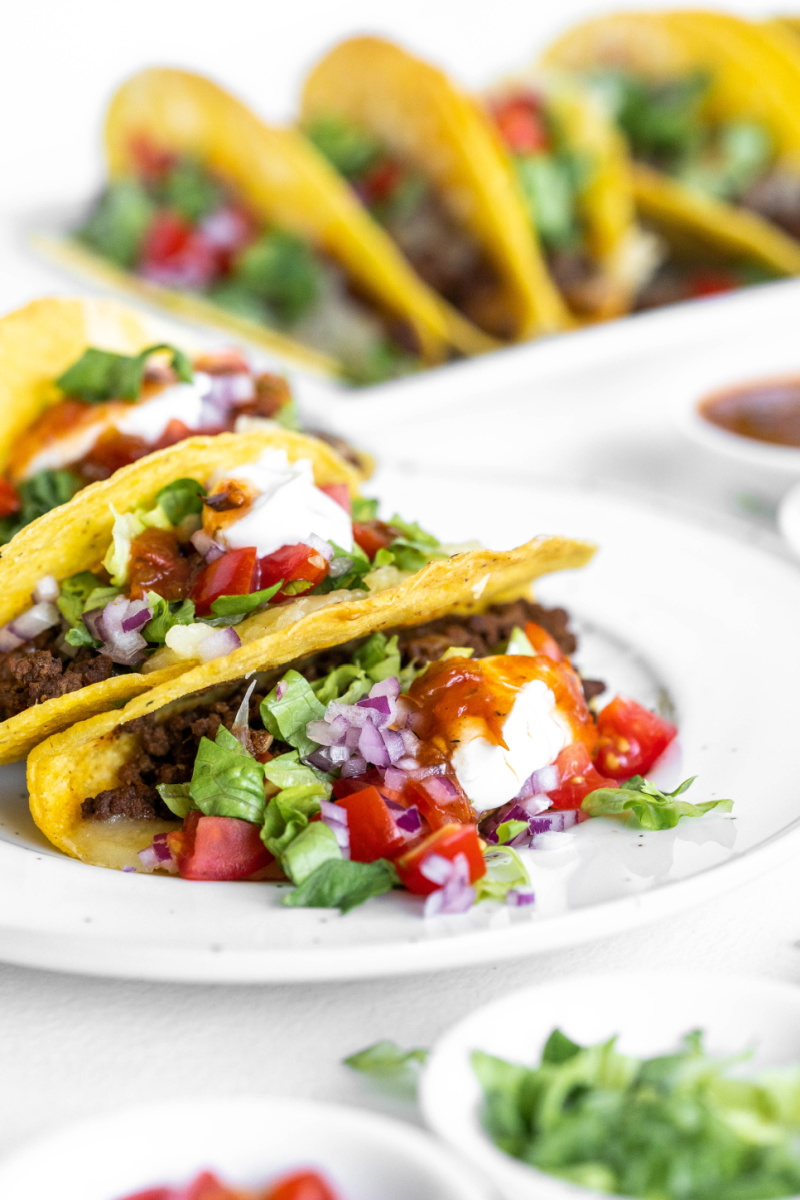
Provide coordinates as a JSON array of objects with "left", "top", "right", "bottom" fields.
[
  {"left": 82, "top": 599, "right": 603, "bottom": 821},
  {"left": 0, "top": 628, "right": 115, "bottom": 721}
]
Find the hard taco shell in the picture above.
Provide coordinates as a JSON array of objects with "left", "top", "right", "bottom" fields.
[{"left": 27, "top": 532, "right": 596, "bottom": 868}]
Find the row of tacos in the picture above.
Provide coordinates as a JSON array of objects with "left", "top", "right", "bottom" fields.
[
  {"left": 0, "top": 294, "right": 730, "bottom": 914},
  {"left": 33, "top": 11, "right": 800, "bottom": 385}
]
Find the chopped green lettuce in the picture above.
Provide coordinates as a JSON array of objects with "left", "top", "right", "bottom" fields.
[
  {"left": 344, "top": 1040, "right": 429, "bottom": 1093},
  {"left": 582, "top": 775, "right": 732, "bottom": 830},
  {"left": 472, "top": 1028, "right": 800, "bottom": 1199},
  {"left": 155, "top": 478, "right": 206, "bottom": 526},
  {"left": 305, "top": 116, "right": 383, "bottom": 179},
  {"left": 56, "top": 343, "right": 193, "bottom": 403},
  {"left": 351, "top": 497, "right": 378, "bottom": 522},
  {"left": 56, "top": 571, "right": 104, "bottom": 628},
  {"left": 475, "top": 847, "right": 531, "bottom": 904},
  {"left": 210, "top": 579, "right": 283, "bottom": 617},
  {"left": 0, "top": 468, "right": 81, "bottom": 544},
  {"left": 142, "top": 594, "right": 196, "bottom": 643},
  {"left": 185, "top": 725, "right": 266, "bottom": 824},
  {"left": 506, "top": 626, "right": 535, "bottom": 656},
  {"left": 156, "top": 782, "right": 194, "bottom": 819},
  {"left": 76, "top": 180, "right": 156, "bottom": 268},
  {"left": 232, "top": 230, "right": 321, "bottom": 325},
  {"left": 160, "top": 158, "right": 223, "bottom": 223},
  {"left": 283, "top": 857, "right": 396, "bottom": 911},
  {"left": 282, "top": 820, "right": 341, "bottom": 885},
  {"left": 102, "top": 500, "right": 173, "bottom": 587},
  {"left": 515, "top": 153, "right": 582, "bottom": 249},
  {"left": 260, "top": 670, "right": 325, "bottom": 756},
  {"left": 314, "top": 542, "right": 371, "bottom": 594}
]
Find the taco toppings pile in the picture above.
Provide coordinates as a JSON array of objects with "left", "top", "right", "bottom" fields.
[{"left": 122, "top": 1168, "right": 341, "bottom": 1200}]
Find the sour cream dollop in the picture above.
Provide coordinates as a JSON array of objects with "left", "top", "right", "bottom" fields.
[{"left": 204, "top": 449, "right": 353, "bottom": 558}]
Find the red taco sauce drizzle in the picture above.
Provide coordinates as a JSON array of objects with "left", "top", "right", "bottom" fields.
[{"left": 699, "top": 377, "right": 800, "bottom": 448}]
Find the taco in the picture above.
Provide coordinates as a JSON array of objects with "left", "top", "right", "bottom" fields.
[
  {"left": 485, "top": 77, "right": 660, "bottom": 320},
  {"left": 542, "top": 11, "right": 800, "bottom": 304},
  {"left": 300, "top": 36, "right": 572, "bottom": 344},
  {"left": 0, "top": 296, "right": 371, "bottom": 549},
  {"left": 36, "top": 68, "right": 489, "bottom": 386},
  {"left": 0, "top": 423, "right": 489, "bottom": 763},
  {"left": 27, "top": 542, "right": 726, "bottom": 918}
]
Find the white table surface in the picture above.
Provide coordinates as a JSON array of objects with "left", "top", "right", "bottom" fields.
[{"left": 3, "top": 0, "right": 800, "bottom": 1169}]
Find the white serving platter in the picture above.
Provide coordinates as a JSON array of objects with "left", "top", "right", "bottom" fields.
[{"left": 0, "top": 470, "right": 798, "bottom": 983}]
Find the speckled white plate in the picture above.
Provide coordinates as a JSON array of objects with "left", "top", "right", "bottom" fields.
[
  {"left": 0, "top": 471, "right": 798, "bottom": 982},
  {"left": 0, "top": 1095, "right": 488, "bottom": 1200}
]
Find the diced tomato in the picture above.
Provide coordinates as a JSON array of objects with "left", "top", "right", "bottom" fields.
[
  {"left": 594, "top": 696, "right": 678, "bottom": 780},
  {"left": 318, "top": 483, "right": 351, "bottom": 513},
  {"left": 120, "top": 1191, "right": 171, "bottom": 1200},
  {"left": 491, "top": 95, "right": 550, "bottom": 154},
  {"left": 82, "top": 428, "right": 149, "bottom": 479},
  {"left": 153, "top": 418, "right": 195, "bottom": 451},
  {"left": 335, "top": 786, "right": 407, "bottom": 862},
  {"left": 128, "top": 134, "right": 178, "bottom": 183},
  {"left": 524, "top": 620, "right": 564, "bottom": 662},
  {"left": 184, "top": 1172, "right": 240, "bottom": 1200},
  {"left": 396, "top": 823, "right": 485, "bottom": 896},
  {"left": 264, "top": 1170, "right": 341, "bottom": 1200},
  {"left": 400, "top": 774, "right": 473, "bottom": 831},
  {"left": 0, "top": 478, "right": 20, "bottom": 518},
  {"left": 167, "top": 813, "right": 273, "bottom": 881},
  {"left": 352, "top": 520, "right": 394, "bottom": 560},
  {"left": 546, "top": 742, "right": 618, "bottom": 811},
  {"left": 191, "top": 547, "right": 257, "bottom": 616},
  {"left": 332, "top": 769, "right": 403, "bottom": 805},
  {"left": 128, "top": 527, "right": 196, "bottom": 602},
  {"left": 688, "top": 269, "right": 738, "bottom": 299},
  {"left": 255, "top": 543, "right": 328, "bottom": 601},
  {"left": 361, "top": 159, "right": 404, "bottom": 205},
  {"left": 141, "top": 212, "right": 218, "bottom": 288}
]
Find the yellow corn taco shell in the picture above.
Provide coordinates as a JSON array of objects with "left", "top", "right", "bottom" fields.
[
  {"left": 301, "top": 36, "right": 572, "bottom": 343},
  {"left": 543, "top": 11, "right": 800, "bottom": 276},
  {"left": 41, "top": 67, "right": 505, "bottom": 374},
  {"left": 27, "top": 532, "right": 596, "bottom": 868},
  {"left": 0, "top": 296, "right": 169, "bottom": 472},
  {"left": 0, "top": 429, "right": 361, "bottom": 764}
]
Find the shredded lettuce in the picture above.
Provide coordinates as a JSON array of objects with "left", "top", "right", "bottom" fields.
[
  {"left": 351, "top": 496, "right": 378, "bottom": 523},
  {"left": 0, "top": 468, "right": 81, "bottom": 545},
  {"left": 56, "top": 571, "right": 104, "bottom": 628},
  {"left": 283, "top": 856, "right": 396, "bottom": 911},
  {"left": 56, "top": 343, "right": 193, "bottom": 403},
  {"left": 178, "top": 725, "right": 267, "bottom": 824},
  {"left": 143, "top": 594, "right": 196, "bottom": 644},
  {"left": 475, "top": 847, "right": 531, "bottom": 904},
  {"left": 76, "top": 179, "right": 156, "bottom": 268},
  {"left": 473, "top": 1028, "right": 800, "bottom": 1198},
  {"left": 210, "top": 579, "right": 283, "bottom": 617},
  {"left": 506, "top": 626, "right": 536, "bottom": 656},
  {"left": 345, "top": 1040, "right": 429, "bottom": 1077},
  {"left": 232, "top": 230, "right": 322, "bottom": 325},
  {"left": 314, "top": 541, "right": 372, "bottom": 594},
  {"left": 305, "top": 115, "right": 383, "bottom": 180},
  {"left": 260, "top": 754, "right": 331, "bottom": 860},
  {"left": 155, "top": 478, "right": 206, "bottom": 526},
  {"left": 157, "top": 782, "right": 194, "bottom": 819},
  {"left": 260, "top": 670, "right": 325, "bottom": 756},
  {"left": 160, "top": 158, "right": 223, "bottom": 223},
  {"left": 582, "top": 775, "right": 732, "bottom": 830},
  {"left": 281, "top": 820, "right": 342, "bottom": 885},
  {"left": 515, "top": 153, "right": 582, "bottom": 249},
  {"left": 102, "top": 502, "right": 173, "bottom": 587}
]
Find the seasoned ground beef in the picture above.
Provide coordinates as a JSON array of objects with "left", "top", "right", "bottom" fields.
[
  {"left": 82, "top": 599, "right": 603, "bottom": 821},
  {"left": 0, "top": 640, "right": 114, "bottom": 721},
  {"left": 741, "top": 169, "right": 800, "bottom": 242},
  {"left": 81, "top": 688, "right": 268, "bottom": 822}
]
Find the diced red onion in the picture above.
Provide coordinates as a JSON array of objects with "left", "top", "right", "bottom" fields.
[
  {"left": 423, "top": 853, "right": 476, "bottom": 918},
  {"left": 358, "top": 721, "right": 390, "bottom": 768},
  {"left": 276, "top": 680, "right": 287, "bottom": 701},
  {"left": 307, "top": 717, "right": 346, "bottom": 747},
  {"left": 399, "top": 729, "right": 420, "bottom": 756},
  {"left": 100, "top": 596, "right": 148, "bottom": 665},
  {"left": 396, "top": 806, "right": 421, "bottom": 833},
  {"left": 383, "top": 766, "right": 408, "bottom": 791},
  {"left": 198, "top": 625, "right": 241, "bottom": 662},
  {"left": 33, "top": 575, "right": 59, "bottom": 604},
  {"left": 507, "top": 887, "right": 536, "bottom": 907},
  {"left": 191, "top": 530, "right": 225, "bottom": 563},
  {"left": 82, "top": 607, "right": 106, "bottom": 642},
  {"left": 122, "top": 865, "right": 136, "bottom": 873},
  {"left": 120, "top": 598, "right": 153, "bottom": 633},
  {"left": 200, "top": 207, "right": 251, "bottom": 251},
  {"left": 341, "top": 756, "right": 368, "bottom": 778},
  {"left": 5, "top": 601, "right": 62, "bottom": 646},
  {"left": 0, "top": 627, "right": 26, "bottom": 653},
  {"left": 137, "top": 832, "right": 178, "bottom": 874},
  {"left": 307, "top": 534, "right": 334, "bottom": 563},
  {"left": 529, "top": 811, "right": 578, "bottom": 835},
  {"left": 357, "top": 694, "right": 391, "bottom": 719},
  {"left": 371, "top": 676, "right": 401, "bottom": 703},
  {"left": 320, "top": 799, "right": 350, "bottom": 858},
  {"left": 518, "top": 764, "right": 560, "bottom": 799}
]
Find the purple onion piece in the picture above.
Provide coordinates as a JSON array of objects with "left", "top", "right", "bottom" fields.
[
  {"left": 341, "top": 756, "right": 368, "bottom": 779},
  {"left": 358, "top": 720, "right": 390, "bottom": 768},
  {"left": 507, "top": 887, "right": 536, "bottom": 908},
  {"left": 198, "top": 625, "right": 241, "bottom": 662},
  {"left": 396, "top": 806, "right": 421, "bottom": 834}
]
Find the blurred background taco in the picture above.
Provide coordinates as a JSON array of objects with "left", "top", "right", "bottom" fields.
[{"left": 542, "top": 10, "right": 800, "bottom": 307}]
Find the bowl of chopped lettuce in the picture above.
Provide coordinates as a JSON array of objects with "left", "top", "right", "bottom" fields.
[{"left": 420, "top": 971, "right": 800, "bottom": 1200}]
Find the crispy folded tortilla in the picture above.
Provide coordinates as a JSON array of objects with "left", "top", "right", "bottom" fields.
[
  {"left": 39, "top": 67, "right": 505, "bottom": 374},
  {"left": 301, "top": 36, "right": 572, "bottom": 343},
  {"left": 543, "top": 10, "right": 800, "bottom": 275},
  {"left": 27, "top": 532, "right": 596, "bottom": 868},
  {"left": 0, "top": 429, "right": 362, "bottom": 763}
]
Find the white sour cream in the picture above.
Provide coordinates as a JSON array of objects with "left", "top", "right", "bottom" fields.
[
  {"left": 207, "top": 449, "right": 353, "bottom": 558},
  {"left": 19, "top": 375, "right": 213, "bottom": 480},
  {"left": 451, "top": 678, "right": 571, "bottom": 813}
]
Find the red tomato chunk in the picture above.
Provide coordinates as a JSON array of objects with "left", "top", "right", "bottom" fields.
[
  {"left": 594, "top": 696, "right": 678, "bottom": 780},
  {"left": 547, "top": 742, "right": 618, "bottom": 811},
  {"left": 396, "top": 824, "right": 485, "bottom": 896},
  {"left": 167, "top": 813, "right": 273, "bottom": 881},
  {"left": 191, "top": 547, "right": 257, "bottom": 616}
]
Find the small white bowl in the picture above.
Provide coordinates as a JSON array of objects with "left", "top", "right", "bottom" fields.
[
  {"left": 679, "top": 381, "right": 800, "bottom": 476},
  {"left": 778, "top": 480, "right": 800, "bottom": 560},
  {"left": 0, "top": 1096, "right": 489, "bottom": 1200},
  {"left": 420, "top": 971, "right": 800, "bottom": 1200}
]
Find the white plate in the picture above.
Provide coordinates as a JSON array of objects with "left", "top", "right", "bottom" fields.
[
  {"left": 420, "top": 971, "right": 800, "bottom": 1200},
  {"left": 0, "top": 1095, "right": 487, "bottom": 1200},
  {"left": 1, "top": 471, "right": 799, "bottom": 983}
]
